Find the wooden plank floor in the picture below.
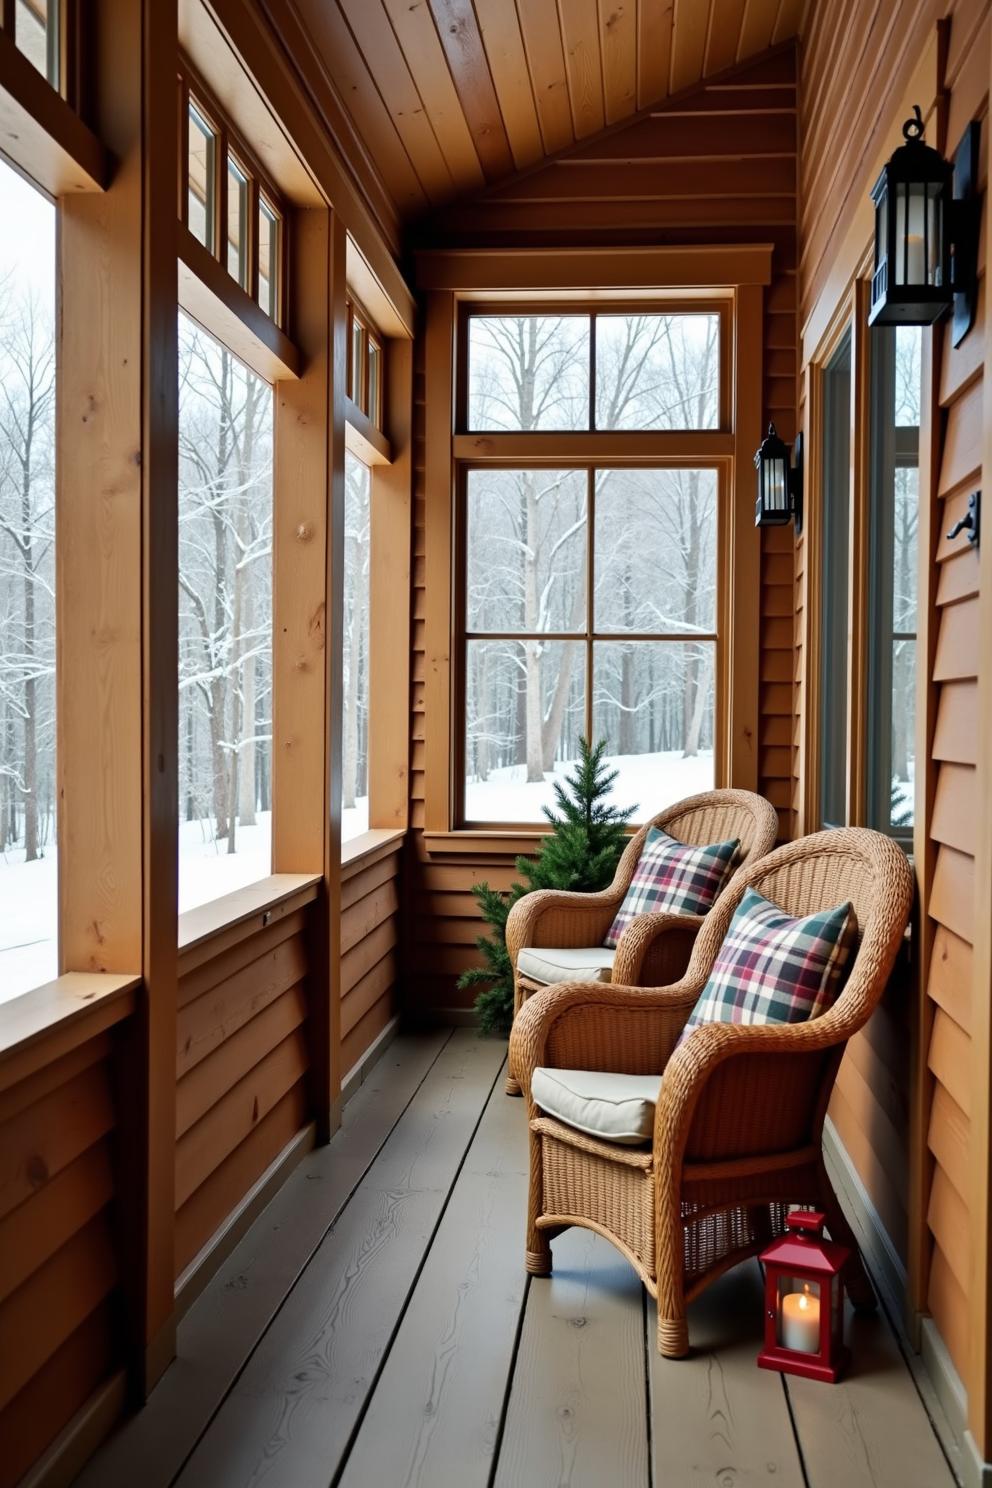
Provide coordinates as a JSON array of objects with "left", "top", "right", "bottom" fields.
[{"left": 77, "top": 1030, "right": 958, "bottom": 1488}]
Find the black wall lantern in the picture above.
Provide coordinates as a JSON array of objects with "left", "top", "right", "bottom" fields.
[
  {"left": 755, "top": 424, "right": 803, "bottom": 533},
  {"left": 869, "top": 105, "right": 980, "bottom": 347}
]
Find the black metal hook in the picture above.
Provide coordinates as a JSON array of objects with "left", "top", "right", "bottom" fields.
[{"left": 946, "top": 489, "right": 980, "bottom": 547}]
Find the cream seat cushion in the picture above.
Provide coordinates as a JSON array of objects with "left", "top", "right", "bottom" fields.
[
  {"left": 517, "top": 945, "right": 615, "bottom": 986},
  {"left": 531, "top": 1067, "right": 662, "bottom": 1146}
]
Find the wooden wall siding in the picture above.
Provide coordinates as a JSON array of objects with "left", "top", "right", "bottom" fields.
[
  {"left": 284, "top": 0, "right": 801, "bottom": 214},
  {"left": 0, "top": 1030, "right": 124, "bottom": 1487},
  {"left": 174, "top": 910, "right": 315, "bottom": 1277},
  {"left": 340, "top": 842, "right": 403, "bottom": 1077},
  {"left": 922, "top": 21, "right": 988, "bottom": 1380}
]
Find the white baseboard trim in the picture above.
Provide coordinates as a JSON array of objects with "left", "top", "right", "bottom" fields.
[{"left": 823, "top": 1119, "right": 974, "bottom": 1487}]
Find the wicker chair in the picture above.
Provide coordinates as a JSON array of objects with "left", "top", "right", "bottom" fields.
[
  {"left": 509, "top": 828, "right": 914, "bottom": 1357},
  {"left": 503, "top": 789, "right": 779, "bottom": 1096}
]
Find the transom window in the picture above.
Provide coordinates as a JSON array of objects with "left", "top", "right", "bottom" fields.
[
  {"left": 346, "top": 298, "right": 383, "bottom": 428},
  {"left": 6, "top": 0, "right": 60, "bottom": 89},
  {"left": 465, "top": 311, "right": 721, "bottom": 433},
  {"left": 180, "top": 71, "right": 286, "bottom": 326},
  {"left": 461, "top": 466, "right": 719, "bottom": 825}
]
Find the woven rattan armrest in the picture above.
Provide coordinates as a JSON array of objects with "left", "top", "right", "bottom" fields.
[
  {"left": 505, "top": 885, "right": 627, "bottom": 969},
  {"left": 611, "top": 911, "right": 706, "bottom": 985},
  {"left": 510, "top": 976, "right": 707, "bottom": 1097}
]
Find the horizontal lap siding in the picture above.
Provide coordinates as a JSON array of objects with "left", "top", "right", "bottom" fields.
[
  {"left": 340, "top": 844, "right": 403, "bottom": 1074},
  {"left": 175, "top": 910, "right": 316, "bottom": 1276},
  {"left": 409, "top": 52, "right": 800, "bottom": 1012},
  {"left": 0, "top": 1033, "right": 124, "bottom": 1487}
]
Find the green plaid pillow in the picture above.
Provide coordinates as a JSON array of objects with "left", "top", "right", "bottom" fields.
[
  {"left": 604, "top": 828, "right": 739, "bottom": 949},
  {"left": 678, "top": 887, "right": 858, "bottom": 1044}
]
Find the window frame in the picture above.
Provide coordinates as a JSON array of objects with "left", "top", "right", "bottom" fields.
[
  {"left": 422, "top": 282, "right": 757, "bottom": 845},
  {"left": 346, "top": 293, "right": 385, "bottom": 431},
  {"left": 178, "top": 61, "right": 289, "bottom": 330}
]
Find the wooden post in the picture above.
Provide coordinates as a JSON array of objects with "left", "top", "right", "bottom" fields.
[
  {"left": 58, "top": 0, "right": 178, "bottom": 1393},
  {"left": 369, "top": 337, "right": 413, "bottom": 830},
  {"left": 422, "top": 291, "right": 455, "bottom": 834},
  {"left": 728, "top": 282, "right": 763, "bottom": 792}
]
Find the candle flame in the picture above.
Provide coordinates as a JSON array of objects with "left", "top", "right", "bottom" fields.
[{"left": 799, "top": 1292, "right": 809, "bottom": 1311}]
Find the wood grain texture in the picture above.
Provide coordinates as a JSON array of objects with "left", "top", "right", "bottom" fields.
[
  {"left": 339, "top": 1058, "right": 528, "bottom": 1487},
  {"left": 74, "top": 1033, "right": 451, "bottom": 1488},
  {"left": 650, "top": 1260, "right": 805, "bottom": 1485},
  {"left": 173, "top": 1031, "right": 505, "bottom": 1487},
  {"left": 495, "top": 1227, "right": 649, "bottom": 1488}
]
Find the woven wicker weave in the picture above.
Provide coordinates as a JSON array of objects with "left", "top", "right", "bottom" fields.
[
  {"left": 504, "top": 790, "right": 779, "bottom": 1096},
  {"left": 509, "top": 827, "right": 914, "bottom": 1355}
]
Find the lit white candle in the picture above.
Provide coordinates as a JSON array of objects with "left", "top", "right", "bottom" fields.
[
  {"left": 905, "top": 233, "right": 926, "bottom": 284},
  {"left": 781, "top": 1284, "right": 820, "bottom": 1353}
]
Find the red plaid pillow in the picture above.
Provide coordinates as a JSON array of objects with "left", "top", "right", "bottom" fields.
[
  {"left": 604, "top": 827, "right": 739, "bottom": 949},
  {"left": 677, "top": 888, "right": 858, "bottom": 1044}
]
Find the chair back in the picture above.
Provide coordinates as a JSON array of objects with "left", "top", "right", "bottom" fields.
[
  {"left": 614, "top": 789, "right": 779, "bottom": 894},
  {"left": 688, "top": 827, "right": 914, "bottom": 1041}
]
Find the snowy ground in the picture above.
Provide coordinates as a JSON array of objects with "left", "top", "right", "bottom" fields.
[
  {"left": 465, "top": 748, "right": 715, "bottom": 824},
  {"left": 0, "top": 798, "right": 371, "bottom": 1006}
]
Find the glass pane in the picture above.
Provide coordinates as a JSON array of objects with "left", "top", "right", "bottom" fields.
[
  {"left": 227, "top": 157, "right": 249, "bottom": 289},
  {"left": 188, "top": 104, "right": 216, "bottom": 251},
  {"left": 343, "top": 453, "right": 371, "bottom": 844},
  {"left": 868, "top": 324, "right": 919, "bottom": 834},
  {"left": 593, "top": 641, "right": 715, "bottom": 815},
  {"left": 594, "top": 468, "right": 717, "bottom": 633},
  {"left": 891, "top": 638, "right": 915, "bottom": 829},
  {"left": 15, "top": 0, "right": 58, "bottom": 87},
  {"left": 466, "top": 468, "right": 586, "bottom": 634},
  {"left": 467, "top": 315, "right": 590, "bottom": 431},
  {"left": 819, "top": 332, "right": 852, "bottom": 829},
  {"left": 0, "top": 158, "right": 57, "bottom": 1002},
  {"left": 351, "top": 316, "right": 365, "bottom": 410},
  {"left": 368, "top": 339, "right": 380, "bottom": 426},
  {"left": 178, "top": 313, "right": 274, "bottom": 912},
  {"left": 595, "top": 314, "right": 720, "bottom": 429},
  {"left": 464, "top": 639, "right": 585, "bottom": 823},
  {"left": 258, "top": 198, "right": 278, "bottom": 321}
]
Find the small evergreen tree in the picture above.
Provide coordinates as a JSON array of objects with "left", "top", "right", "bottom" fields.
[{"left": 460, "top": 739, "right": 636, "bottom": 1034}]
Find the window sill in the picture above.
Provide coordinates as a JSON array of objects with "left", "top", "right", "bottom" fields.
[
  {"left": 423, "top": 829, "right": 550, "bottom": 858},
  {"left": 342, "top": 827, "right": 406, "bottom": 878},
  {"left": 0, "top": 971, "right": 140, "bottom": 1092},
  {"left": 178, "top": 873, "right": 322, "bottom": 972}
]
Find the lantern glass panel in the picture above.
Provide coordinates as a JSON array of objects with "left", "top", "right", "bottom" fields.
[
  {"left": 775, "top": 1276, "right": 822, "bottom": 1354},
  {"left": 875, "top": 189, "right": 888, "bottom": 276},
  {"left": 765, "top": 454, "right": 789, "bottom": 516}
]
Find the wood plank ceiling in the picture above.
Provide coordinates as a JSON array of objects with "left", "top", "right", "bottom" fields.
[{"left": 281, "top": 0, "right": 803, "bottom": 222}]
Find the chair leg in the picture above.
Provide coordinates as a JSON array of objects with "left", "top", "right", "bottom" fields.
[
  {"left": 657, "top": 1313, "right": 690, "bottom": 1358},
  {"left": 505, "top": 1073, "right": 523, "bottom": 1097},
  {"left": 819, "top": 1162, "right": 876, "bottom": 1313},
  {"left": 655, "top": 1182, "right": 689, "bottom": 1355},
  {"left": 525, "top": 1127, "right": 552, "bottom": 1275}
]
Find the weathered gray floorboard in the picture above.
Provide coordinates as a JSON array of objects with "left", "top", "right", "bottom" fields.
[
  {"left": 494, "top": 1226, "right": 650, "bottom": 1488},
  {"left": 649, "top": 1261, "right": 806, "bottom": 1487},
  {"left": 338, "top": 1068, "right": 529, "bottom": 1488},
  {"left": 174, "top": 1028, "right": 505, "bottom": 1488},
  {"left": 74, "top": 1029, "right": 451, "bottom": 1488},
  {"left": 786, "top": 1301, "right": 956, "bottom": 1488}
]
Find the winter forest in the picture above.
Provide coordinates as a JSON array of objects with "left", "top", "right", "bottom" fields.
[{"left": 463, "top": 311, "right": 720, "bottom": 823}]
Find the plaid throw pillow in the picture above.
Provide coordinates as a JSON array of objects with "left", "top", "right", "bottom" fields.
[
  {"left": 603, "top": 828, "right": 739, "bottom": 950},
  {"left": 678, "top": 887, "right": 858, "bottom": 1044}
]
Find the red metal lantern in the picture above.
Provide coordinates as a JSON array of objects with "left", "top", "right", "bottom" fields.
[{"left": 758, "top": 1210, "right": 851, "bottom": 1383}]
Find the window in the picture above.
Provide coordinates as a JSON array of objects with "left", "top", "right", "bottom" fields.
[
  {"left": 0, "top": 157, "right": 57, "bottom": 1001},
  {"left": 342, "top": 452, "right": 371, "bottom": 842},
  {"left": 187, "top": 102, "right": 217, "bottom": 251},
  {"left": 867, "top": 325, "right": 920, "bottom": 835},
  {"left": 180, "top": 75, "right": 285, "bottom": 325},
  {"left": 227, "top": 156, "right": 249, "bottom": 289},
  {"left": 12, "top": 0, "right": 59, "bottom": 88},
  {"left": 462, "top": 466, "right": 718, "bottom": 824},
  {"left": 346, "top": 300, "right": 383, "bottom": 428},
  {"left": 819, "top": 332, "right": 852, "bottom": 829},
  {"left": 466, "top": 312, "right": 721, "bottom": 432},
  {"left": 177, "top": 313, "right": 274, "bottom": 912}
]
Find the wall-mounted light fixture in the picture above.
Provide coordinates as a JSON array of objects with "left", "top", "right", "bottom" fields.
[
  {"left": 754, "top": 424, "right": 803, "bottom": 532},
  {"left": 868, "top": 105, "right": 980, "bottom": 347}
]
